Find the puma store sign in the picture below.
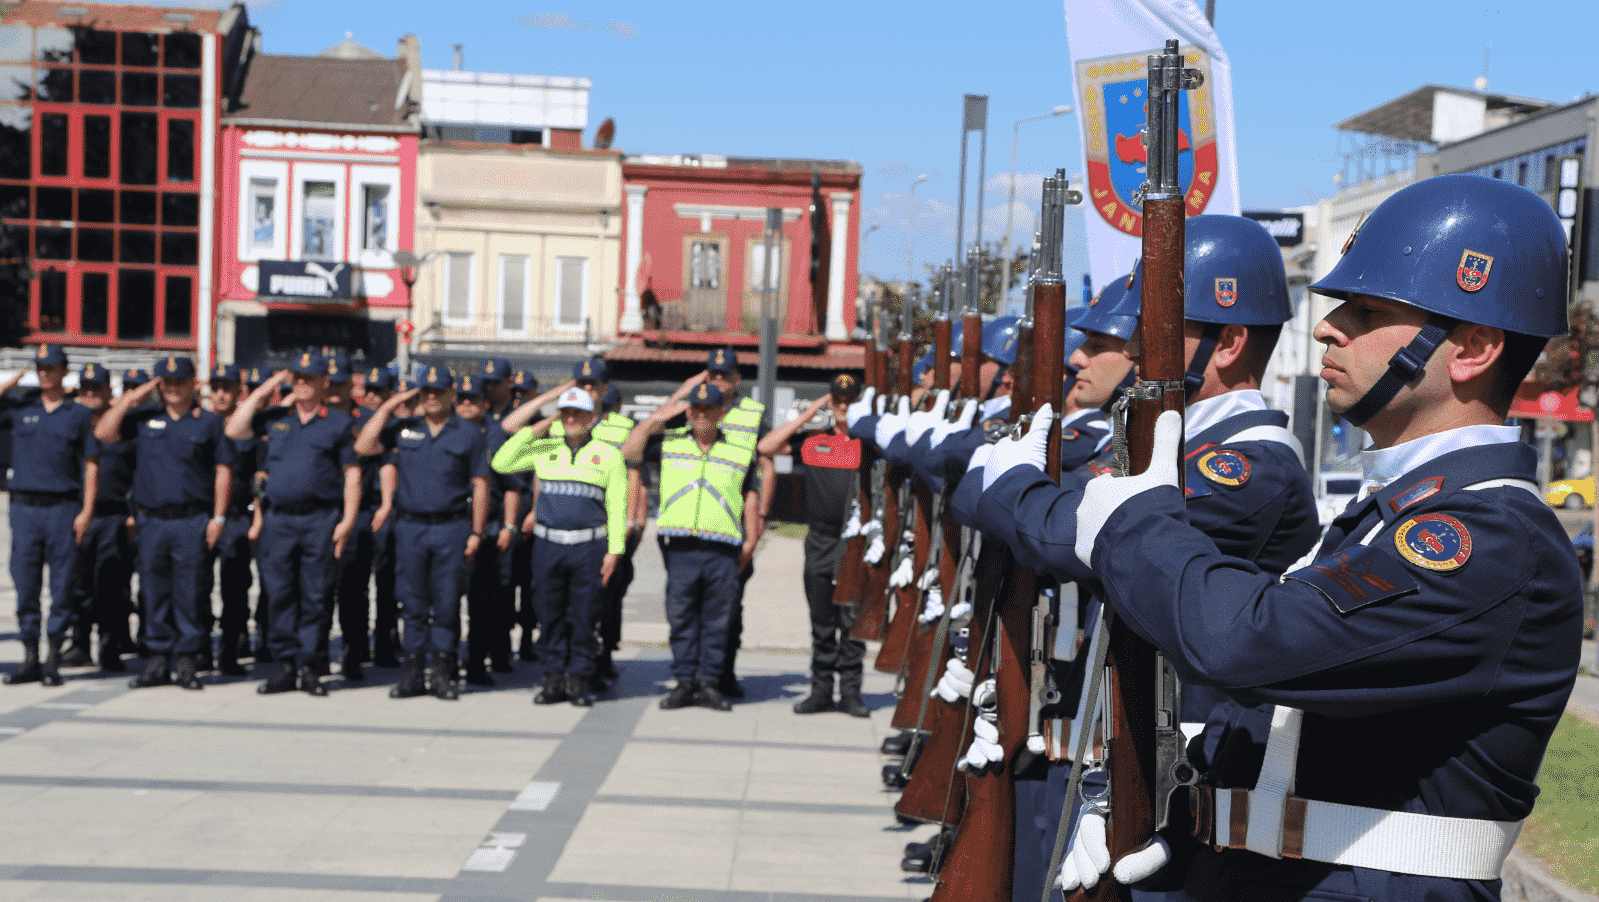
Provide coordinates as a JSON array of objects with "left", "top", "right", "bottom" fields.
[{"left": 260, "top": 260, "right": 356, "bottom": 300}]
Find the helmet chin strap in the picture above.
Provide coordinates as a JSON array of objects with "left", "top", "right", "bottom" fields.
[
  {"left": 984, "top": 365, "right": 1008, "bottom": 403},
  {"left": 1183, "top": 323, "right": 1224, "bottom": 401},
  {"left": 1341, "top": 313, "right": 1458, "bottom": 428}
]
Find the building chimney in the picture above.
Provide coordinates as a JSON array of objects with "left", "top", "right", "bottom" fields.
[{"left": 452, "top": 43, "right": 463, "bottom": 71}]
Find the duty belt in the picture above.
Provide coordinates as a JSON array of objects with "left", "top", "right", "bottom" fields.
[
  {"left": 532, "top": 524, "right": 606, "bottom": 545},
  {"left": 93, "top": 499, "right": 130, "bottom": 517},
  {"left": 400, "top": 507, "right": 469, "bottom": 525},
  {"left": 270, "top": 498, "right": 340, "bottom": 516},
  {"left": 12, "top": 490, "right": 79, "bottom": 506},
  {"left": 140, "top": 501, "right": 208, "bottom": 520}
]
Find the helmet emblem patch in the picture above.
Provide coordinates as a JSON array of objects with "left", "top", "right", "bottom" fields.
[
  {"left": 1215, "top": 278, "right": 1237, "bottom": 308},
  {"left": 1456, "top": 249, "right": 1493, "bottom": 292}
]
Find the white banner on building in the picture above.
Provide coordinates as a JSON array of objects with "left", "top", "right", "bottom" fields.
[{"left": 1063, "top": 0, "right": 1240, "bottom": 293}]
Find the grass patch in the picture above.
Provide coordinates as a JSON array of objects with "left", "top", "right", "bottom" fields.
[
  {"left": 1520, "top": 713, "right": 1599, "bottom": 893},
  {"left": 767, "top": 522, "right": 809, "bottom": 540}
]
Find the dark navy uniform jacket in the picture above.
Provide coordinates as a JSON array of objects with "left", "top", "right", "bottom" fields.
[
  {"left": 94, "top": 432, "right": 135, "bottom": 504},
  {"left": 1085, "top": 435, "right": 1579, "bottom": 902},
  {"left": 118, "top": 405, "right": 233, "bottom": 508},
  {"left": 225, "top": 437, "right": 260, "bottom": 513},
  {"left": 252, "top": 406, "right": 357, "bottom": 506},
  {"left": 380, "top": 415, "right": 488, "bottom": 516},
  {"left": 1, "top": 396, "right": 97, "bottom": 493}
]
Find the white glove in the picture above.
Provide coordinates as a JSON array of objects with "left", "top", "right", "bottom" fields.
[
  {"left": 948, "top": 599, "right": 972, "bottom": 620},
  {"left": 1075, "top": 410, "right": 1182, "bottom": 568},
  {"left": 875, "top": 393, "right": 886, "bottom": 416},
  {"left": 846, "top": 386, "right": 876, "bottom": 428},
  {"left": 971, "top": 675, "right": 996, "bottom": 709},
  {"left": 875, "top": 396, "right": 912, "bottom": 449},
  {"left": 933, "top": 656, "right": 974, "bottom": 702},
  {"left": 1054, "top": 808, "right": 1171, "bottom": 890},
  {"left": 982, "top": 403, "right": 1053, "bottom": 491},
  {"left": 905, "top": 390, "right": 950, "bottom": 445},
  {"left": 930, "top": 399, "right": 979, "bottom": 447},
  {"left": 959, "top": 716, "right": 1004, "bottom": 770},
  {"left": 889, "top": 553, "right": 914, "bottom": 588},
  {"left": 919, "top": 587, "right": 944, "bottom": 623},
  {"left": 840, "top": 509, "right": 862, "bottom": 539},
  {"left": 863, "top": 532, "right": 886, "bottom": 565},
  {"left": 917, "top": 566, "right": 939, "bottom": 590},
  {"left": 967, "top": 442, "right": 995, "bottom": 474}
]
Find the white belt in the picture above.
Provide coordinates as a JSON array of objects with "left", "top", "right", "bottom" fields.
[
  {"left": 1209, "top": 706, "right": 1521, "bottom": 880},
  {"left": 532, "top": 524, "right": 606, "bottom": 545}
]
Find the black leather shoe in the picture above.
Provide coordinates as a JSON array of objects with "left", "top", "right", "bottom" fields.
[
  {"left": 299, "top": 664, "right": 328, "bottom": 697},
  {"left": 533, "top": 673, "right": 568, "bottom": 705},
  {"left": 881, "top": 733, "right": 914, "bottom": 756},
  {"left": 129, "top": 655, "right": 172, "bottom": 689},
  {"left": 696, "top": 680, "right": 733, "bottom": 712},
  {"left": 427, "top": 654, "right": 458, "bottom": 700},
  {"left": 174, "top": 655, "right": 204, "bottom": 690},
  {"left": 839, "top": 692, "right": 870, "bottom": 718},
  {"left": 341, "top": 652, "right": 365, "bottom": 682},
  {"left": 595, "top": 658, "right": 619, "bottom": 682},
  {"left": 234, "top": 634, "right": 252, "bottom": 663},
  {"left": 217, "top": 650, "right": 247, "bottom": 677},
  {"left": 257, "top": 661, "right": 297, "bottom": 694},
  {"left": 99, "top": 638, "right": 126, "bottom": 672},
  {"left": 717, "top": 676, "right": 745, "bottom": 699},
  {"left": 4, "top": 642, "right": 41, "bottom": 685},
  {"left": 390, "top": 655, "right": 426, "bottom": 698},
  {"left": 793, "top": 690, "right": 834, "bottom": 715},
  {"left": 659, "top": 682, "right": 696, "bottom": 709},
  {"left": 40, "top": 642, "right": 65, "bottom": 687},
  {"left": 565, "top": 673, "right": 593, "bottom": 708},
  {"left": 60, "top": 645, "right": 93, "bottom": 667},
  {"left": 464, "top": 665, "right": 495, "bottom": 687}
]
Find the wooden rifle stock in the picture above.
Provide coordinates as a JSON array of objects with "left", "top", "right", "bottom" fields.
[
  {"left": 1074, "top": 44, "right": 1193, "bottom": 902},
  {"left": 848, "top": 340, "right": 896, "bottom": 639}
]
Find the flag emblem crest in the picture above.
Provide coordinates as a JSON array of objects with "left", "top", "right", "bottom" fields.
[
  {"left": 1456, "top": 249, "right": 1493, "bottom": 292},
  {"left": 1215, "top": 278, "right": 1237, "bottom": 308}
]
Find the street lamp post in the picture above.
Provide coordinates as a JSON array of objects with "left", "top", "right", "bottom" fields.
[
  {"left": 1001, "top": 105, "right": 1073, "bottom": 302},
  {"left": 906, "top": 174, "right": 930, "bottom": 296},
  {"left": 392, "top": 248, "right": 440, "bottom": 375}
]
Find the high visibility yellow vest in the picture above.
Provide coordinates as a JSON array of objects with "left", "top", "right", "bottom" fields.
[
  {"left": 720, "top": 395, "right": 765, "bottom": 451},
  {"left": 655, "top": 427, "right": 755, "bottom": 545},
  {"left": 551, "top": 410, "right": 633, "bottom": 450}
]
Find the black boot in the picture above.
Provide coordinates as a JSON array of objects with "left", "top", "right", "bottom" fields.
[
  {"left": 881, "top": 732, "right": 914, "bottom": 756},
  {"left": 4, "top": 641, "right": 41, "bottom": 685},
  {"left": 299, "top": 662, "right": 327, "bottom": 696},
  {"left": 341, "top": 649, "right": 365, "bottom": 682},
  {"left": 696, "top": 679, "right": 733, "bottom": 712},
  {"left": 717, "top": 673, "right": 745, "bottom": 699},
  {"left": 218, "top": 634, "right": 247, "bottom": 676},
  {"left": 533, "top": 672, "right": 568, "bottom": 705},
  {"left": 565, "top": 672, "right": 593, "bottom": 708},
  {"left": 38, "top": 639, "right": 64, "bottom": 687},
  {"left": 173, "top": 654, "right": 204, "bottom": 690},
  {"left": 98, "top": 636, "right": 125, "bottom": 672},
  {"left": 838, "top": 688, "right": 870, "bottom": 718},
  {"left": 129, "top": 654, "right": 171, "bottom": 689},
  {"left": 390, "top": 655, "right": 426, "bottom": 698},
  {"left": 793, "top": 677, "right": 834, "bottom": 714},
  {"left": 659, "top": 681, "right": 696, "bottom": 709},
  {"left": 60, "top": 643, "right": 92, "bottom": 668},
  {"left": 257, "top": 660, "right": 297, "bottom": 694},
  {"left": 427, "top": 653, "right": 458, "bottom": 700}
]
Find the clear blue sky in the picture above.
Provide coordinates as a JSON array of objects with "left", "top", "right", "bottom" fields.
[{"left": 229, "top": 0, "right": 1595, "bottom": 298}]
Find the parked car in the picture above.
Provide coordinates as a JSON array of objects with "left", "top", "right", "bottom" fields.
[{"left": 1546, "top": 476, "right": 1595, "bottom": 510}]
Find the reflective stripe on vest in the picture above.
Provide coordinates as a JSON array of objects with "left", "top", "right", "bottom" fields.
[
  {"left": 720, "top": 397, "right": 765, "bottom": 450},
  {"left": 656, "top": 430, "right": 754, "bottom": 545}
]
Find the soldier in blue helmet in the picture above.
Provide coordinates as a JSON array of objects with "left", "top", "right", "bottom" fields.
[
  {"left": 1, "top": 345, "right": 98, "bottom": 687},
  {"left": 1047, "top": 176, "right": 1583, "bottom": 902},
  {"left": 97, "top": 356, "right": 233, "bottom": 691}
]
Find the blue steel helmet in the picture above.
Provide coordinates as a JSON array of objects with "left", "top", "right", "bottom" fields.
[
  {"left": 1062, "top": 325, "right": 1088, "bottom": 372},
  {"left": 1310, "top": 174, "right": 1568, "bottom": 338},
  {"left": 982, "top": 316, "right": 1021, "bottom": 366},
  {"left": 1074, "top": 275, "right": 1139, "bottom": 340},
  {"left": 1183, "top": 215, "right": 1292, "bottom": 326},
  {"left": 948, "top": 320, "right": 964, "bottom": 357}
]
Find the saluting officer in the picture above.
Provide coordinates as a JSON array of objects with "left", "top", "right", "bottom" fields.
[
  {"left": 200, "top": 363, "right": 256, "bottom": 676},
  {"left": 623, "top": 381, "right": 760, "bottom": 712},
  {"left": 454, "top": 373, "right": 522, "bottom": 687},
  {"left": 1, "top": 344, "right": 97, "bottom": 687},
  {"left": 361, "top": 365, "right": 402, "bottom": 669},
  {"left": 227, "top": 354, "right": 360, "bottom": 697},
  {"left": 1044, "top": 176, "right": 1582, "bottom": 901},
  {"left": 68, "top": 363, "right": 134, "bottom": 672},
  {"left": 354, "top": 365, "right": 489, "bottom": 701},
  {"left": 97, "top": 356, "right": 232, "bottom": 691},
  {"left": 494, "top": 386, "right": 627, "bottom": 706},
  {"left": 757, "top": 374, "right": 870, "bottom": 717}
]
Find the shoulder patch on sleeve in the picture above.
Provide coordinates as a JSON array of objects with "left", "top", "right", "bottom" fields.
[
  {"left": 1388, "top": 477, "right": 1444, "bottom": 513},
  {"left": 1198, "top": 449, "right": 1250, "bottom": 487},
  {"left": 1393, "top": 513, "right": 1471, "bottom": 571},
  {"left": 1285, "top": 546, "right": 1420, "bottom": 614}
]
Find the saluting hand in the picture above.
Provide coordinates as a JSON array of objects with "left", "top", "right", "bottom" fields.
[{"left": 669, "top": 370, "right": 709, "bottom": 402}]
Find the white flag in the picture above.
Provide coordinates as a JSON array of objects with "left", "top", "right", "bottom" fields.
[{"left": 1063, "top": 0, "right": 1240, "bottom": 294}]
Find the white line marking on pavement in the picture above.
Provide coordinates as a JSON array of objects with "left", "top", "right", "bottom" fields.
[
  {"left": 509, "top": 781, "right": 560, "bottom": 811},
  {"left": 0, "top": 727, "right": 23, "bottom": 735},
  {"left": 79, "top": 684, "right": 119, "bottom": 691},
  {"left": 487, "top": 832, "right": 526, "bottom": 848},
  {"left": 463, "top": 832, "right": 527, "bottom": 872},
  {"left": 34, "top": 702, "right": 91, "bottom": 710}
]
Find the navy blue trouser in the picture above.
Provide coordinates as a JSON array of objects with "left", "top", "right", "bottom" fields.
[
  {"left": 510, "top": 530, "right": 537, "bottom": 641},
  {"left": 329, "top": 509, "right": 375, "bottom": 661},
  {"left": 530, "top": 535, "right": 604, "bottom": 678},
  {"left": 660, "top": 539, "right": 741, "bottom": 683},
  {"left": 202, "top": 512, "right": 254, "bottom": 640},
  {"left": 9, "top": 499, "right": 80, "bottom": 642},
  {"left": 70, "top": 513, "right": 129, "bottom": 647},
  {"left": 258, "top": 507, "right": 340, "bottom": 662},
  {"left": 135, "top": 512, "right": 210, "bottom": 656},
  {"left": 372, "top": 518, "right": 398, "bottom": 658},
  {"left": 464, "top": 524, "right": 513, "bottom": 668},
  {"left": 394, "top": 517, "right": 471, "bottom": 657}
]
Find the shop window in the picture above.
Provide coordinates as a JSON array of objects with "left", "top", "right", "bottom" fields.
[
  {"left": 79, "top": 228, "right": 113, "bottom": 262},
  {"left": 556, "top": 257, "right": 587, "bottom": 329},
  {"left": 82, "top": 114, "right": 109, "bottom": 177},
  {"left": 121, "top": 72, "right": 158, "bottom": 107},
  {"left": 160, "top": 232, "right": 196, "bottom": 266},
  {"left": 81, "top": 272, "right": 107, "bottom": 335},
  {"left": 36, "top": 186, "right": 70, "bottom": 220},
  {"left": 120, "top": 190, "right": 156, "bottom": 225},
  {"left": 119, "top": 112, "right": 158, "bottom": 184},
  {"left": 164, "top": 275, "right": 191, "bottom": 337},
  {"left": 120, "top": 230, "right": 155, "bottom": 264},
  {"left": 78, "top": 29, "right": 117, "bottom": 66},
  {"left": 116, "top": 269, "right": 155, "bottom": 341},
  {"left": 36, "top": 68, "right": 70, "bottom": 102},
  {"left": 165, "top": 33, "right": 201, "bottom": 69},
  {"left": 162, "top": 74, "right": 199, "bottom": 109},
  {"left": 166, "top": 119, "right": 193, "bottom": 182},
  {"left": 79, "top": 189, "right": 113, "bottom": 222},
  {"left": 499, "top": 254, "right": 526, "bottom": 333},
  {"left": 162, "top": 192, "right": 197, "bottom": 227},
  {"left": 0, "top": 183, "right": 27, "bottom": 218},
  {"left": 301, "top": 180, "right": 336, "bottom": 258},
  {"left": 361, "top": 184, "right": 389, "bottom": 251},
  {"left": 247, "top": 177, "right": 276, "bottom": 252},
  {"left": 39, "top": 112, "right": 66, "bottom": 176},
  {"left": 38, "top": 269, "right": 66, "bottom": 332},
  {"left": 35, "top": 225, "right": 70, "bottom": 259},
  {"left": 442, "top": 251, "right": 473, "bottom": 324},
  {"left": 78, "top": 70, "right": 113, "bottom": 104},
  {"left": 122, "top": 32, "right": 159, "bottom": 67}
]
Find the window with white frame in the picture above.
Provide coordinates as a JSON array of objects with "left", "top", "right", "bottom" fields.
[
  {"left": 362, "top": 185, "right": 389, "bottom": 251},
  {"left": 499, "top": 254, "right": 528, "bottom": 334},
  {"left": 555, "top": 256, "right": 587, "bottom": 330},
  {"left": 237, "top": 159, "right": 287, "bottom": 262},
  {"left": 442, "top": 251, "right": 474, "bottom": 325},
  {"left": 249, "top": 178, "right": 276, "bottom": 252},
  {"left": 349, "top": 165, "right": 401, "bottom": 265},
  {"left": 301, "top": 181, "right": 337, "bottom": 258}
]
